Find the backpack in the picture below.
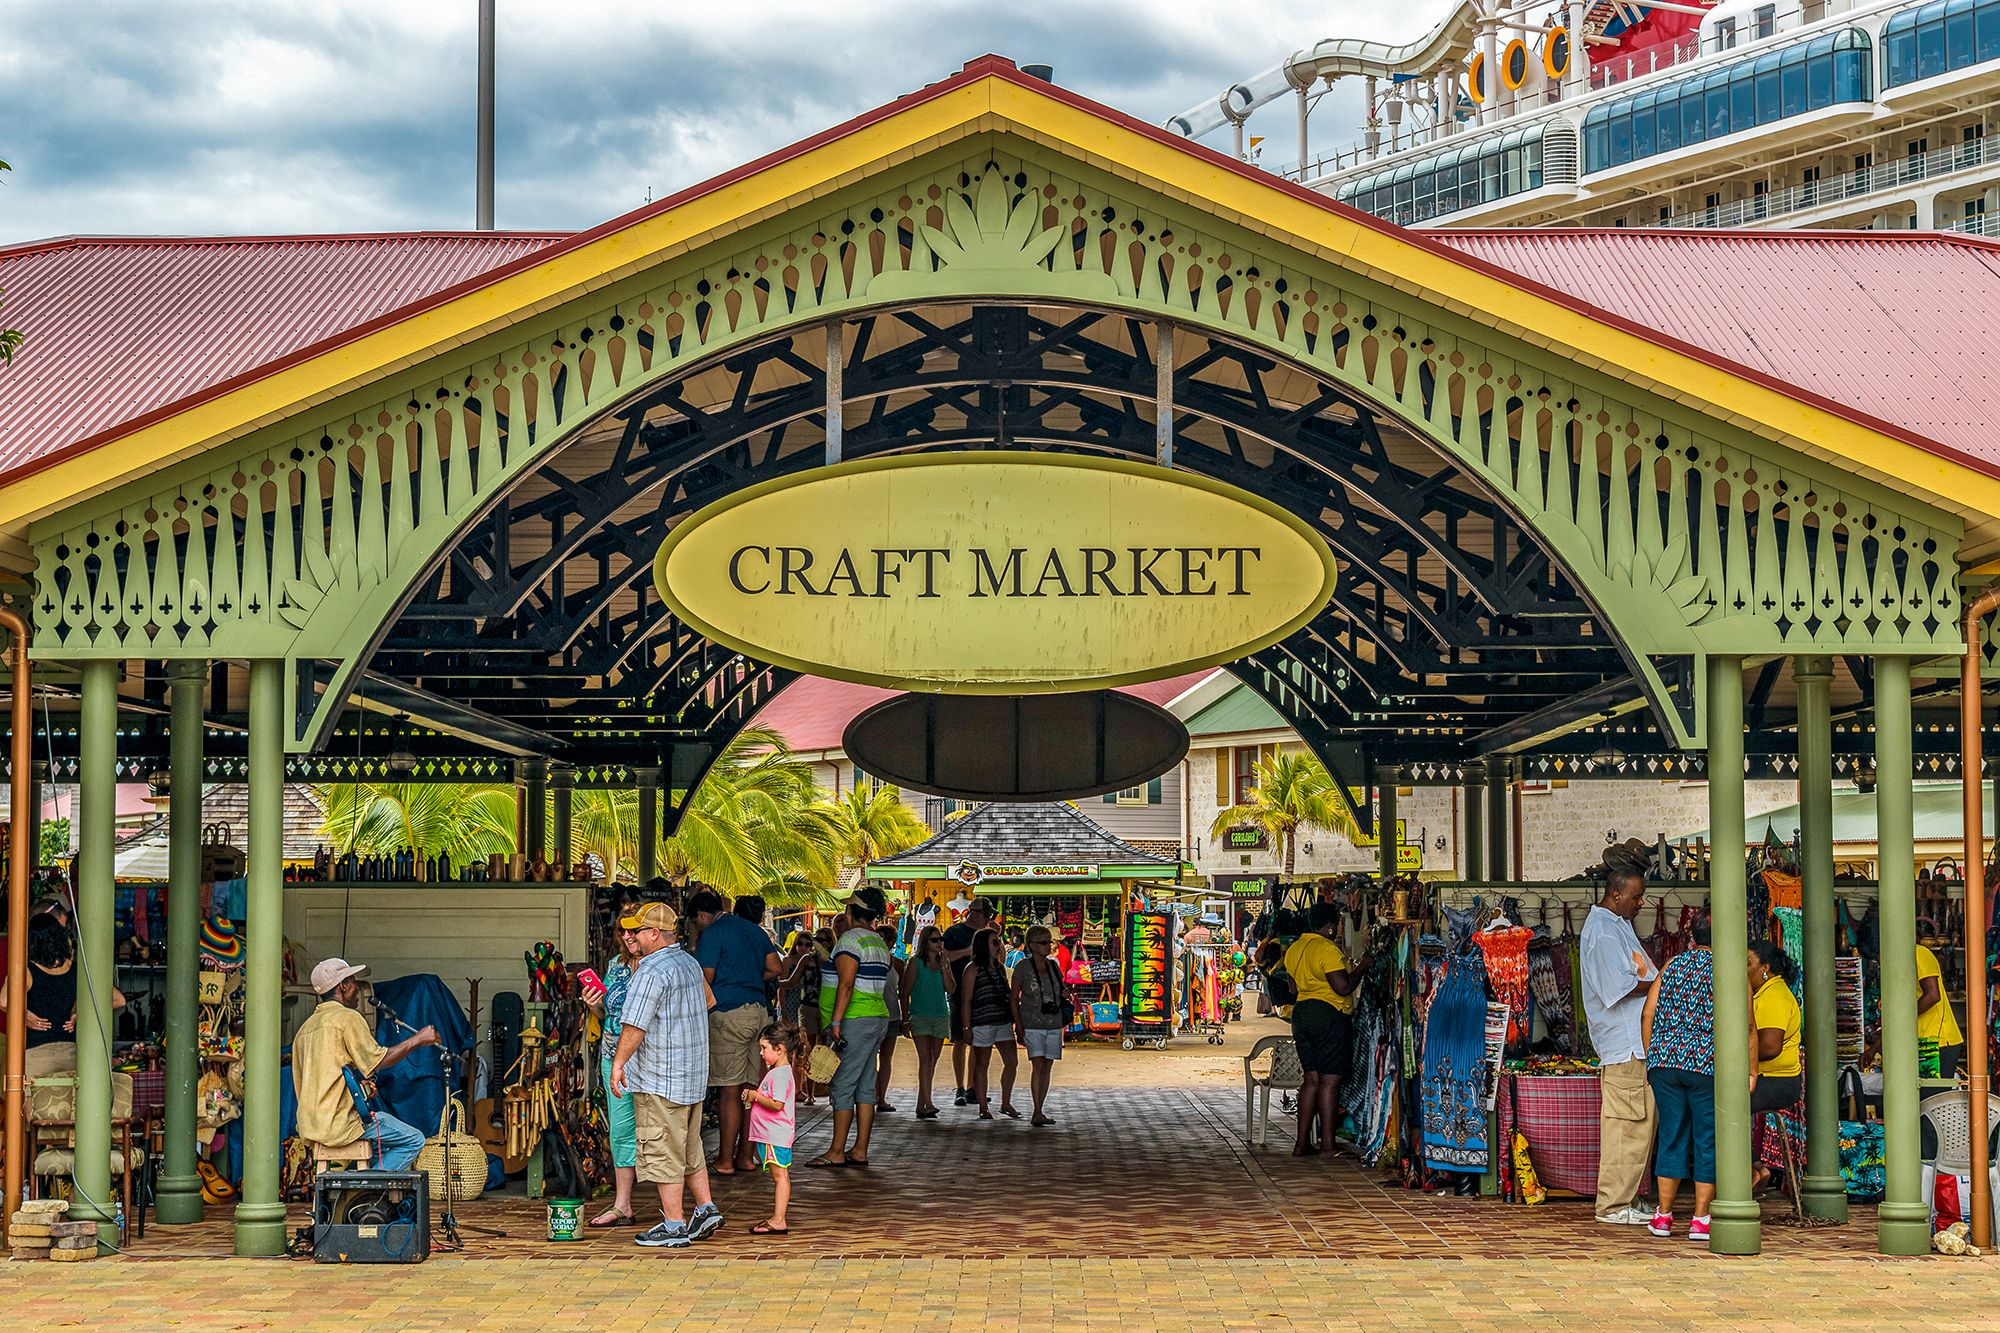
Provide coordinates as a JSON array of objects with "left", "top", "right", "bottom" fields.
[{"left": 1263, "top": 963, "right": 1298, "bottom": 1008}]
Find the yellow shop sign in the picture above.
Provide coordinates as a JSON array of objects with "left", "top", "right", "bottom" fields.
[{"left": 653, "top": 453, "right": 1337, "bottom": 693}]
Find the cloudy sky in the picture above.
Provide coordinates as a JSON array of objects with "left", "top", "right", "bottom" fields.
[{"left": 0, "top": 0, "right": 1440, "bottom": 244}]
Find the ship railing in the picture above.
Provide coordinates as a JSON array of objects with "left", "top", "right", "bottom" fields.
[{"left": 1656, "top": 132, "right": 2000, "bottom": 228}]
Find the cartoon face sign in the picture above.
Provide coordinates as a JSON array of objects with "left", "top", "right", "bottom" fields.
[{"left": 950, "top": 861, "right": 983, "bottom": 887}]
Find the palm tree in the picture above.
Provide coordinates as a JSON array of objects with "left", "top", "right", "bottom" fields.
[
  {"left": 565, "top": 729, "right": 846, "bottom": 907},
  {"left": 827, "top": 782, "right": 932, "bottom": 879},
  {"left": 1209, "top": 751, "right": 1358, "bottom": 879},
  {"left": 316, "top": 782, "right": 517, "bottom": 873}
]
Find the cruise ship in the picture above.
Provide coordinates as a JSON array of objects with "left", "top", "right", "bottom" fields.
[{"left": 1169, "top": 0, "right": 2000, "bottom": 234}]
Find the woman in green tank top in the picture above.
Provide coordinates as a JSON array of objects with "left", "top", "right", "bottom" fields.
[{"left": 901, "top": 925, "right": 951, "bottom": 1118}]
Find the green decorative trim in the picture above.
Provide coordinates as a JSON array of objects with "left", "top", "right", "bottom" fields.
[{"left": 29, "top": 136, "right": 1962, "bottom": 753}]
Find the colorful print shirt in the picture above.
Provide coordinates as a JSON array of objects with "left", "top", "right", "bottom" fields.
[
  {"left": 600, "top": 954, "right": 633, "bottom": 1047},
  {"left": 1646, "top": 946, "right": 1716, "bottom": 1076}
]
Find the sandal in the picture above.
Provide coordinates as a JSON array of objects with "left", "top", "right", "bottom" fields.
[
  {"left": 710, "top": 1166, "right": 739, "bottom": 1177},
  {"left": 587, "top": 1209, "right": 636, "bottom": 1228},
  {"left": 1000, "top": 1106, "right": 1023, "bottom": 1119},
  {"left": 1032, "top": 1115, "right": 1055, "bottom": 1127},
  {"left": 847, "top": 1156, "right": 870, "bottom": 1167},
  {"left": 805, "top": 1155, "right": 850, "bottom": 1169},
  {"left": 749, "top": 1222, "right": 790, "bottom": 1236},
  {"left": 978, "top": 1109, "right": 994, "bottom": 1120}
]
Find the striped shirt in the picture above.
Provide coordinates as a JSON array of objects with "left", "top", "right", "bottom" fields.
[
  {"left": 619, "top": 945, "right": 710, "bottom": 1103},
  {"left": 819, "top": 928, "right": 894, "bottom": 1022}
]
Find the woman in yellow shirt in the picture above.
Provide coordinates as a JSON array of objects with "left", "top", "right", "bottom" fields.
[
  {"left": 1746, "top": 942, "right": 1802, "bottom": 1194},
  {"left": 1280, "top": 902, "right": 1365, "bottom": 1158}
]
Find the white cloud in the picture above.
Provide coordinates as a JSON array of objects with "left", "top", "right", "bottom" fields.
[{"left": 0, "top": 0, "right": 1447, "bottom": 242}]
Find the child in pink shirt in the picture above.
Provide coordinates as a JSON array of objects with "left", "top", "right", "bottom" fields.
[{"left": 741, "top": 1021, "right": 799, "bottom": 1234}]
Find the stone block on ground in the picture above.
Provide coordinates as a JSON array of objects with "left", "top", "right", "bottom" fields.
[
  {"left": 48, "top": 1220, "right": 97, "bottom": 1239},
  {"left": 15, "top": 1199, "right": 68, "bottom": 1217},
  {"left": 49, "top": 1243, "right": 96, "bottom": 1262}
]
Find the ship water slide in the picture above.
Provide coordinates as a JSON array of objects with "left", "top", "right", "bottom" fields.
[{"left": 1165, "top": 1, "right": 1483, "bottom": 141}]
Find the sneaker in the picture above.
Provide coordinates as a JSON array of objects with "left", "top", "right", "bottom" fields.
[
  {"left": 635, "top": 1220, "right": 693, "bottom": 1249},
  {"left": 1646, "top": 1212, "right": 1673, "bottom": 1237},
  {"left": 953, "top": 1089, "right": 968, "bottom": 1107},
  {"left": 1687, "top": 1215, "right": 1711, "bottom": 1242},
  {"left": 687, "top": 1203, "right": 724, "bottom": 1242},
  {"left": 1595, "top": 1206, "right": 1650, "bottom": 1225}
]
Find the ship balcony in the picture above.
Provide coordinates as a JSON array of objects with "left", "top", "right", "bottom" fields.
[{"left": 1655, "top": 132, "right": 2000, "bottom": 227}]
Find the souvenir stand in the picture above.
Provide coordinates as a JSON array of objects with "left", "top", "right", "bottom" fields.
[{"left": 864, "top": 800, "right": 1191, "bottom": 1042}]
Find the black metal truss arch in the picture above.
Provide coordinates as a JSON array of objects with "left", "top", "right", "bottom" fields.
[{"left": 352, "top": 300, "right": 1637, "bottom": 778}]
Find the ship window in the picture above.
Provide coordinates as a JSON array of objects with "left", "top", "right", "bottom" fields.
[
  {"left": 1731, "top": 67, "right": 1757, "bottom": 129},
  {"left": 1707, "top": 70, "right": 1732, "bottom": 138},
  {"left": 1808, "top": 42, "right": 1835, "bottom": 105},
  {"left": 1682, "top": 83, "right": 1706, "bottom": 144},
  {"left": 1631, "top": 90, "right": 1658, "bottom": 157},
  {"left": 1946, "top": 0, "right": 1978, "bottom": 64},
  {"left": 1610, "top": 107, "right": 1634, "bottom": 164},
  {"left": 1755, "top": 4, "right": 1777, "bottom": 37},
  {"left": 1919, "top": 11, "right": 1949, "bottom": 78},
  {"left": 1781, "top": 47, "right": 1808, "bottom": 115},
  {"left": 1754, "top": 51, "right": 1783, "bottom": 120},
  {"left": 1657, "top": 86, "right": 1682, "bottom": 151},
  {"left": 1981, "top": 0, "right": 2000, "bottom": 63}
]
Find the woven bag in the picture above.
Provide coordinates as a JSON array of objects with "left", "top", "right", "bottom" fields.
[
  {"left": 415, "top": 1096, "right": 489, "bottom": 1202},
  {"left": 805, "top": 1043, "right": 841, "bottom": 1085}
]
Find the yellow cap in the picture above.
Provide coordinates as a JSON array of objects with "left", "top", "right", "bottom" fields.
[{"left": 618, "top": 901, "right": 677, "bottom": 932}]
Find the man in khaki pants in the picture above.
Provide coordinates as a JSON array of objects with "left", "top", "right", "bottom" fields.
[{"left": 1580, "top": 867, "right": 1659, "bottom": 1225}]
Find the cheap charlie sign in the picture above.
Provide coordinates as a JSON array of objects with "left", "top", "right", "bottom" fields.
[{"left": 653, "top": 453, "right": 1338, "bottom": 693}]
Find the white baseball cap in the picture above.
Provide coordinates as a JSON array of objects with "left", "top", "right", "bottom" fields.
[{"left": 311, "top": 957, "right": 370, "bottom": 996}]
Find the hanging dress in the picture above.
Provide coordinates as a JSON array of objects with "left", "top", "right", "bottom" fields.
[
  {"left": 1473, "top": 924, "right": 1534, "bottom": 1049},
  {"left": 1420, "top": 955, "right": 1491, "bottom": 1172}
]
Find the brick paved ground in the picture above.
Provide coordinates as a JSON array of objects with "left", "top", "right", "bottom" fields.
[{"left": 9, "top": 1023, "right": 1995, "bottom": 1328}]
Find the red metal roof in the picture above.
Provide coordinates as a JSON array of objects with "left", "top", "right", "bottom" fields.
[
  {"left": 1431, "top": 228, "right": 2000, "bottom": 467},
  {"left": 755, "top": 672, "right": 1216, "bottom": 754},
  {"left": 4, "top": 59, "right": 1999, "bottom": 493},
  {"left": 0, "top": 232, "right": 565, "bottom": 475}
]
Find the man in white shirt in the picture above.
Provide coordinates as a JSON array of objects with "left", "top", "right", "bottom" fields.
[{"left": 1579, "top": 867, "right": 1659, "bottom": 1225}]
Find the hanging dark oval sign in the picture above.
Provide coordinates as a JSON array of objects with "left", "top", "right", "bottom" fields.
[
  {"left": 652, "top": 452, "right": 1338, "bottom": 694},
  {"left": 843, "top": 689, "right": 1190, "bottom": 802}
]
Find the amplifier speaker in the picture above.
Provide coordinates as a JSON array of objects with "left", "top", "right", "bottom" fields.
[{"left": 311, "top": 1169, "right": 431, "bottom": 1264}]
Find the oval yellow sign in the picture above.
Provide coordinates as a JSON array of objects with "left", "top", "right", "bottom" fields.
[{"left": 652, "top": 452, "right": 1337, "bottom": 694}]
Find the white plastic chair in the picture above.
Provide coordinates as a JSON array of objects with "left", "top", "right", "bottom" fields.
[
  {"left": 1243, "top": 1035, "right": 1303, "bottom": 1149},
  {"left": 1919, "top": 1089, "right": 2000, "bottom": 1234}
]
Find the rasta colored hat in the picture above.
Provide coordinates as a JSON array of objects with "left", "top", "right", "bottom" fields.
[{"left": 199, "top": 917, "right": 243, "bottom": 968}]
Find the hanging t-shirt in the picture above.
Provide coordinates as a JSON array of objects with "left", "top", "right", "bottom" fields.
[
  {"left": 1753, "top": 975, "right": 1802, "bottom": 1077},
  {"left": 1282, "top": 933, "right": 1353, "bottom": 1014},
  {"left": 748, "top": 1062, "right": 796, "bottom": 1149},
  {"left": 1916, "top": 944, "right": 1964, "bottom": 1048}
]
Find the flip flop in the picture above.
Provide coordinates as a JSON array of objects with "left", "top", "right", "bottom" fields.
[
  {"left": 847, "top": 1156, "right": 870, "bottom": 1167},
  {"left": 1000, "top": 1107, "right": 1023, "bottom": 1120},
  {"left": 805, "top": 1155, "right": 849, "bottom": 1169},
  {"left": 587, "top": 1211, "right": 637, "bottom": 1228},
  {"left": 710, "top": 1166, "right": 739, "bottom": 1177},
  {"left": 749, "top": 1222, "right": 790, "bottom": 1236}
]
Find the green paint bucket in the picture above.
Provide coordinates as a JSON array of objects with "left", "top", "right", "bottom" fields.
[{"left": 547, "top": 1198, "right": 584, "bottom": 1242}]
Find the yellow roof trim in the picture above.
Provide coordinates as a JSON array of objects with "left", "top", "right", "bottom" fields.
[{"left": 7, "top": 65, "right": 1996, "bottom": 537}]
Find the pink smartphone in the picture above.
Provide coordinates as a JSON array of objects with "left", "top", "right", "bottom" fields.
[{"left": 577, "top": 967, "right": 605, "bottom": 995}]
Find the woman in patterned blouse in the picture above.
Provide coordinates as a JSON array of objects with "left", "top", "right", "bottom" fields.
[
  {"left": 1639, "top": 915, "right": 1757, "bottom": 1242},
  {"left": 585, "top": 915, "right": 646, "bottom": 1227}
]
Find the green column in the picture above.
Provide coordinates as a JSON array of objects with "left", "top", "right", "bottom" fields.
[
  {"left": 521, "top": 758, "right": 548, "bottom": 862},
  {"left": 1706, "top": 653, "right": 1760, "bottom": 1255},
  {"left": 1793, "top": 655, "right": 1847, "bottom": 1222},
  {"left": 1376, "top": 766, "right": 1400, "bottom": 881},
  {"left": 551, "top": 766, "right": 575, "bottom": 873},
  {"left": 155, "top": 661, "right": 206, "bottom": 1225},
  {"left": 636, "top": 767, "right": 660, "bottom": 885},
  {"left": 1462, "top": 763, "right": 1485, "bottom": 881},
  {"left": 233, "top": 659, "right": 286, "bottom": 1257},
  {"left": 1485, "top": 760, "right": 1509, "bottom": 882},
  {"left": 73, "top": 660, "right": 118, "bottom": 1245},
  {"left": 1874, "top": 654, "right": 1930, "bottom": 1255}
]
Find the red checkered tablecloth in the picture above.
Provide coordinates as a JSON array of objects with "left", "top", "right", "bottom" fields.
[
  {"left": 1500, "top": 1073, "right": 1601, "bottom": 1195},
  {"left": 127, "top": 1069, "right": 166, "bottom": 1114}
]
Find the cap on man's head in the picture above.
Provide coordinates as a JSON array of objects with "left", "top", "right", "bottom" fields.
[
  {"left": 311, "top": 957, "right": 369, "bottom": 996},
  {"left": 619, "top": 901, "right": 678, "bottom": 933},
  {"left": 846, "top": 885, "right": 890, "bottom": 921}
]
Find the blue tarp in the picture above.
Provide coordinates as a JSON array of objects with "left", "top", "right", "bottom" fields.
[{"left": 367, "top": 974, "right": 476, "bottom": 1137}]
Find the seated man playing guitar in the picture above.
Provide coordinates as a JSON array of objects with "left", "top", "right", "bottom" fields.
[{"left": 294, "top": 957, "right": 440, "bottom": 1170}]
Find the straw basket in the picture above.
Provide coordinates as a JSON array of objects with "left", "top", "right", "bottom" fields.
[
  {"left": 415, "top": 1097, "right": 489, "bottom": 1203},
  {"left": 806, "top": 1043, "right": 842, "bottom": 1086}
]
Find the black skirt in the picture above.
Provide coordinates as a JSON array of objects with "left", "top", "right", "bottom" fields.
[{"left": 1291, "top": 998, "right": 1354, "bottom": 1079}]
